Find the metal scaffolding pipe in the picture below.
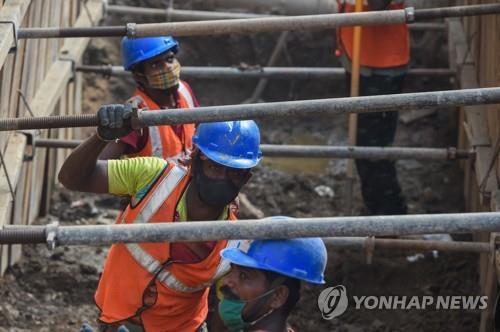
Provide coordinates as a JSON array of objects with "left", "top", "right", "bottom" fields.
[
  {"left": 75, "top": 65, "right": 456, "bottom": 79},
  {"left": 32, "top": 139, "right": 474, "bottom": 161},
  {"left": 16, "top": 4, "right": 500, "bottom": 39},
  {"left": 1, "top": 87, "right": 500, "bottom": 131},
  {"left": 0, "top": 213, "right": 499, "bottom": 246},
  {"left": 323, "top": 237, "right": 490, "bottom": 253},
  {"left": 107, "top": 5, "right": 266, "bottom": 20},
  {"left": 207, "top": 0, "right": 338, "bottom": 16},
  {"left": 105, "top": 5, "right": 446, "bottom": 31},
  {"left": 17, "top": 10, "right": 409, "bottom": 39},
  {"left": 259, "top": 145, "right": 474, "bottom": 160}
]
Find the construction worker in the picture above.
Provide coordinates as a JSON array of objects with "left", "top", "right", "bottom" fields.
[
  {"left": 99, "top": 36, "right": 199, "bottom": 161},
  {"left": 336, "top": 0, "right": 409, "bottom": 215},
  {"left": 216, "top": 236, "right": 327, "bottom": 331},
  {"left": 58, "top": 104, "right": 262, "bottom": 332}
]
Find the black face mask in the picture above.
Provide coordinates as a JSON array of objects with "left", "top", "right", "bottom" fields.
[{"left": 194, "top": 158, "right": 242, "bottom": 207}]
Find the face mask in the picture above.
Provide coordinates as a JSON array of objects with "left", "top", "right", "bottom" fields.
[
  {"left": 218, "top": 289, "right": 276, "bottom": 332},
  {"left": 194, "top": 158, "right": 242, "bottom": 207},
  {"left": 139, "top": 58, "right": 181, "bottom": 90}
]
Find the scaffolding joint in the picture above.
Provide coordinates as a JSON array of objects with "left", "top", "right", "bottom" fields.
[
  {"left": 405, "top": 7, "right": 416, "bottom": 23},
  {"left": 45, "top": 221, "right": 59, "bottom": 251},
  {"left": 126, "top": 22, "right": 137, "bottom": 38}
]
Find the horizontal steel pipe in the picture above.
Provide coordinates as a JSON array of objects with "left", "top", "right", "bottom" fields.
[
  {"left": 32, "top": 139, "right": 474, "bottom": 161},
  {"left": 137, "top": 87, "right": 500, "bottom": 126},
  {"left": 75, "top": 65, "right": 456, "bottom": 79},
  {"left": 107, "top": 5, "right": 266, "bottom": 20},
  {"left": 414, "top": 3, "right": 500, "bottom": 20},
  {"left": 1, "top": 213, "right": 499, "bottom": 246},
  {"left": 106, "top": 5, "right": 445, "bottom": 31},
  {"left": 259, "top": 145, "right": 474, "bottom": 160},
  {"left": 323, "top": 237, "right": 490, "bottom": 253},
  {"left": 16, "top": 4, "right": 500, "bottom": 39},
  {"left": 2, "top": 87, "right": 500, "bottom": 131},
  {"left": 0, "top": 224, "right": 489, "bottom": 253},
  {"left": 17, "top": 10, "right": 409, "bottom": 39}
]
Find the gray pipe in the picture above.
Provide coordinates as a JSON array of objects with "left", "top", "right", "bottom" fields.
[
  {"left": 207, "top": 0, "right": 337, "bottom": 16},
  {"left": 33, "top": 139, "right": 474, "bottom": 161},
  {"left": 106, "top": 5, "right": 445, "bottom": 31},
  {"left": 1, "top": 212, "right": 499, "bottom": 246},
  {"left": 75, "top": 65, "right": 456, "bottom": 79},
  {"left": 17, "top": 4, "right": 500, "bottom": 39},
  {"left": 137, "top": 87, "right": 500, "bottom": 127},
  {"left": 2, "top": 87, "right": 500, "bottom": 131},
  {"left": 18, "top": 9, "right": 409, "bottom": 38},
  {"left": 323, "top": 237, "right": 490, "bottom": 253}
]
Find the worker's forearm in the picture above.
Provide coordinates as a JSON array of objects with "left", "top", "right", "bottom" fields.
[
  {"left": 58, "top": 133, "right": 108, "bottom": 191},
  {"left": 367, "top": 0, "right": 392, "bottom": 10}
]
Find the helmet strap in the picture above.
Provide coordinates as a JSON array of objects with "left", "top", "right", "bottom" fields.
[{"left": 243, "top": 276, "right": 287, "bottom": 325}]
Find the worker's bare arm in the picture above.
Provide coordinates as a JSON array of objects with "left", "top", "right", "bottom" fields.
[
  {"left": 99, "top": 140, "right": 128, "bottom": 160},
  {"left": 368, "top": 0, "right": 392, "bottom": 10},
  {"left": 58, "top": 134, "right": 109, "bottom": 193}
]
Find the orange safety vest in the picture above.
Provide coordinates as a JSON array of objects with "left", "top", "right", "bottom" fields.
[
  {"left": 336, "top": 0, "right": 410, "bottom": 69},
  {"left": 95, "top": 163, "right": 240, "bottom": 332},
  {"left": 127, "top": 81, "right": 197, "bottom": 161}
]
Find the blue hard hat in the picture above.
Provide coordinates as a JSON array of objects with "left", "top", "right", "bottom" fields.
[
  {"left": 221, "top": 236, "right": 327, "bottom": 284},
  {"left": 121, "top": 36, "right": 179, "bottom": 70},
  {"left": 192, "top": 121, "right": 262, "bottom": 169}
]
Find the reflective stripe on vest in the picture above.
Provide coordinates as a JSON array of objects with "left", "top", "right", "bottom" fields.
[
  {"left": 125, "top": 164, "right": 235, "bottom": 293},
  {"left": 178, "top": 81, "right": 195, "bottom": 108},
  {"left": 134, "top": 165, "right": 187, "bottom": 222},
  {"left": 149, "top": 126, "right": 164, "bottom": 158},
  {"left": 147, "top": 81, "right": 195, "bottom": 159}
]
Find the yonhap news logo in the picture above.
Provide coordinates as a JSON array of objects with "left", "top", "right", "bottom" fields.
[
  {"left": 317, "top": 285, "right": 349, "bottom": 319},
  {"left": 318, "top": 285, "right": 488, "bottom": 320}
]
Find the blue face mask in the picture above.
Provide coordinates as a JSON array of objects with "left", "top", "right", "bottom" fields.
[{"left": 218, "top": 288, "right": 277, "bottom": 332}]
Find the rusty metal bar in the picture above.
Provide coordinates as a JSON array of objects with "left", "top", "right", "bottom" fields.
[
  {"left": 323, "top": 237, "right": 490, "bottom": 253},
  {"left": 1, "top": 87, "right": 500, "bottom": 131},
  {"left": 105, "top": 5, "right": 446, "bottom": 31},
  {"left": 32, "top": 139, "right": 475, "bottom": 161},
  {"left": 0, "top": 212, "right": 499, "bottom": 246},
  {"left": 75, "top": 65, "right": 456, "bottom": 79},
  {"left": 16, "top": 4, "right": 500, "bottom": 39}
]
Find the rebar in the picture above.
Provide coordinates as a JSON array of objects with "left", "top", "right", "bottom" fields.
[
  {"left": 2, "top": 87, "right": 500, "bottom": 131},
  {"left": 0, "top": 212, "right": 499, "bottom": 246},
  {"left": 0, "top": 225, "right": 46, "bottom": 244},
  {"left": 323, "top": 237, "right": 490, "bottom": 253},
  {"left": 75, "top": 65, "right": 456, "bottom": 79},
  {"left": 32, "top": 139, "right": 475, "bottom": 161}
]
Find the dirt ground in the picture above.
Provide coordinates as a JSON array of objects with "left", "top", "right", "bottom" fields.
[{"left": 0, "top": 1, "right": 482, "bottom": 331}]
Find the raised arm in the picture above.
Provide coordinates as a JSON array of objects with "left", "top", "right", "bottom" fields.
[{"left": 58, "top": 104, "right": 133, "bottom": 193}]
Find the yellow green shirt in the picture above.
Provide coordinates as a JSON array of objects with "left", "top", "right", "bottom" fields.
[{"left": 107, "top": 156, "right": 228, "bottom": 220}]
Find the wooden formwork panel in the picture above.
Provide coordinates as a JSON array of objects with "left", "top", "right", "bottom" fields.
[
  {"left": 450, "top": 3, "right": 500, "bottom": 330},
  {"left": 0, "top": 0, "right": 104, "bottom": 275}
]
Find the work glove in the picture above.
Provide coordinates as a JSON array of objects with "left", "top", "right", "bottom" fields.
[{"left": 97, "top": 103, "right": 133, "bottom": 141}]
